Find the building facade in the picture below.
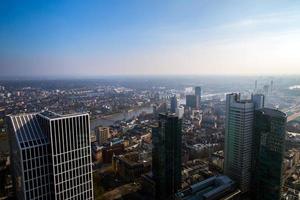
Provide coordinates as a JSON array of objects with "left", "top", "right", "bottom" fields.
[
  {"left": 176, "top": 106, "right": 184, "bottom": 119},
  {"left": 95, "top": 126, "right": 110, "bottom": 145},
  {"left": 102, "top": 144, "right": 124, "bottom": 163},
  {"left": 195, "top": 86, "right": 201, "bottom": 109},
  {"left": 152, "top": 113, "right": 182, "bottom": 200},
  {"left": 253, "top": 108, "right": 286, "bottom": 200},
  {"left": 186, "top": 95, "right": 197, "bottom": 109},
  {"left": 170, "top": 95, "right": 178, "bottom": 113},
  {"left": 8, "top": 111, "right": 93, "bottom": 200},
  {"left": 224, "top": 93, "right": 264, "bottom": 193},
  {"left": 112, "top": 152, "right": 151, "bottom": 182}
]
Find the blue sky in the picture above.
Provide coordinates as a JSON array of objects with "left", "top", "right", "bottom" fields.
[{"left": 1, "top": 0, "right": 300, "bottom": 77}]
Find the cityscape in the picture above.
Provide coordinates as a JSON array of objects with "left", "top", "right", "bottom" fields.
[
  {"left": 1, "top": 76, "right": 300, "bottom": 200},
  {"left": 1, "top": 1, "right": 300, "bottom": 200}
]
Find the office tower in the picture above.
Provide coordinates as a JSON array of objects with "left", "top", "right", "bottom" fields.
[
  {"left": 152, "top": 113, "right": 182, "bottom": 200},
  {"left": 154, "top": 92, "right": 160, "bottom": 101},
  {"left": 224, "top": 93, "right": 264, "bottom": 193},
  {"left": 186, "top": 95, "right": 196, "bottom": 109},
  {"left": 255, "top": 80, "right": 258, "bottom": 91},
  {"left": 271, "top": 80, "right": 274, "bottom": 92},
  {"left": 176, "top": 106, "right": 184, "bottom": 119},
  {"left": 252, "top": 108, "right": 286, "bottom": 200},
  {"left": 195, "top": 86, "right": 201, "bottom": 97},
  {"left": 153, "top": 102, "right": 168, "bottom": 118},
  {"left": 170, "top": 95, "right": 177, "bottom": 113},
  {"left": 8, "top": 111, "right": 93, "bottom": 200},
  {"left": 95, "top": 126, "right": 110, "bottom": 145},
  {"left": 195, "top": 86, "right": 201, "bottom": 109},
  {"left": 263, "top": 85, "right": 269, "bottom": 95},
  {"left": 252, "top": 93, "right": 265, "bottom": 110}
]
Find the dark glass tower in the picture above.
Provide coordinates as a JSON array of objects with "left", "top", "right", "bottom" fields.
[
  {"left": 152, "top": 113, "right": 182, "bottom": 200},
  {"left": 170, "top": 95, "right": 177, "bottom": 113},
  {"left": 186, "top": 95, "right": 196, "bottom": 109},
  {"left": 195, "top": 87, "right": 201, "bottom": 109},
  {"left": 195, "top": 86, "right": 201, "bottom": 97},
  {"left": 253, "top": 108, "right": 286, "bottom": 200}
]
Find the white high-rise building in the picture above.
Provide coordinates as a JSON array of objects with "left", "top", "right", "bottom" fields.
[
  {"left": 176, "top": 105, "right": 184, "bottom": 119},
  {"left": 8, "top": 111, "right": 94, "bottom": 200},
  {"left": 224, "top": 93, "right": 264, "bottom": 193}
]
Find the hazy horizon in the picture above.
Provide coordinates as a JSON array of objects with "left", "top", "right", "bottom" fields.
[
  {"left": 1, "top": 0, "right": 300, "bottom": 77},
  {"left": 2, "top": 71, "right": 300, "bottom": 79}
]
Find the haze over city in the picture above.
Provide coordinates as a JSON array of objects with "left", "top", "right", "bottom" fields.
[
  {"left": 2, "top": 1, "right": 300, "bottom": 200},
  {"left": 1, "top": 0, "right": 300, "bottom": 77}
]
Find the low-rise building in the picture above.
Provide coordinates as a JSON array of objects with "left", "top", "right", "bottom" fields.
[
  {"left": 95, "top": 126, "right": 110, "bottom": 145},
  {"left": 112, "top": 151, "right": 151, "bottom": 182},
  {"left": 175, "top": 175, "right": 241, "bottom": 200},
  {"left": 211, "top": 150, "right": 224, "bottom": 171},
  {"left": 102, "top": 144, "right": 125, "bottom": 163}
]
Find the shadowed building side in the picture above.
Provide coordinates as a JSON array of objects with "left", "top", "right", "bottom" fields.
[
  {"left": 152, "top": 113, "right": 182, "bottom": 200},
  {"left": 253, "top": 108, "right": 286, "bottom": 200}
]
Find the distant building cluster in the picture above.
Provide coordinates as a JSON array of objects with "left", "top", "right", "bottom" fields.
[{"left": 0, "top": 80, "right": 298, "bottom": 200}]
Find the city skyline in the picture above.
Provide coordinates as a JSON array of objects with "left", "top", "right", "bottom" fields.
[
  {"left": 0, "top": 75, "right": 299, "bottom": 199},
  {"left": 0, "top": 2, "right": 299, "bottom": 199},
  {"left": 1, "top": 1, "right": 300, "bottom": 77}
]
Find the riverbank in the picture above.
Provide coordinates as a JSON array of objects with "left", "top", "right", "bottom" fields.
[
  {"left": 90, "top": 106, "right": 153, "bottom": 130},
  {"left": 91, "top": 105, "right": 152, "bottom": 120}
]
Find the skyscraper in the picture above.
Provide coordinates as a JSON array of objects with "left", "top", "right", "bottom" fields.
[
  {"left": 252, "top": 93, "right": 265, "bottom": 110},
  {"left": 176, "top": 105, "right": 184, "bottom": 119},
  {"left": 195, "top": 86, "right": 201, "bottom": 109},
  {"left": 271, "top": 80, "right": 274, "bottom": 93},
  {"left": 186, "top": 95, "right": 196, "bottom": 109},
  {"left": 252, "top": 108, "right": 286, "bottom": 200},
  {"left": 152, "top": 113, "right": 182, "bottom": 200},
  {"left": 170, "top": 95, "right": 177, "bottom": 113},
  {"left": 255, "top": 80, "right": 258, "bottom": 91},
  {"left": 224, "top": 93, "right": 264, "bottom": 193},
  {"left": 263, "top": 85, "right": 270, "bottom": 95},
  {"left": 8, "top": 111, "right": 93, "bottom": 200}
]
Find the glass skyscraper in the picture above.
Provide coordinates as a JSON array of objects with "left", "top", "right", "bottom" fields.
[
  {"left": 195, "top": 86, "right": 201, "bottom": 109},
  {"left": 170, "top": 95, "right": 177, "bottom": 113},
  {"left": 185, "top": 95, "right": 197, "bottom": 109},
  {"left": 152, "top": 113, "right": 182, "bottom": 200},
  {"left": 224, "top": 93, "right": 264, "bottom": 193},
  {"left": 253, "top": 108, "right": 286, "bottom": 200},
  {"left": 8, "top": 111, "right": 93, "bottom": 200}
]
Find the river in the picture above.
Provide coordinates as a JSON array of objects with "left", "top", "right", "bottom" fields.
[
  {"left": 90, "top": 93, "right": 228, "bottom": 130},
  {"left": 90, "top": 106, "right": 153, "bottom": 130}
]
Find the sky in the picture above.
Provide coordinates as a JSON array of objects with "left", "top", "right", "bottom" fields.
[{"left": 1, "top": 0, "right": 300, "bottom": 77}]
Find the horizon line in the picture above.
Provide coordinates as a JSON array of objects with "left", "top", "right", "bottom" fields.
[{"left": 0, "top": 73, "right": 300, "bottom": 81}]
